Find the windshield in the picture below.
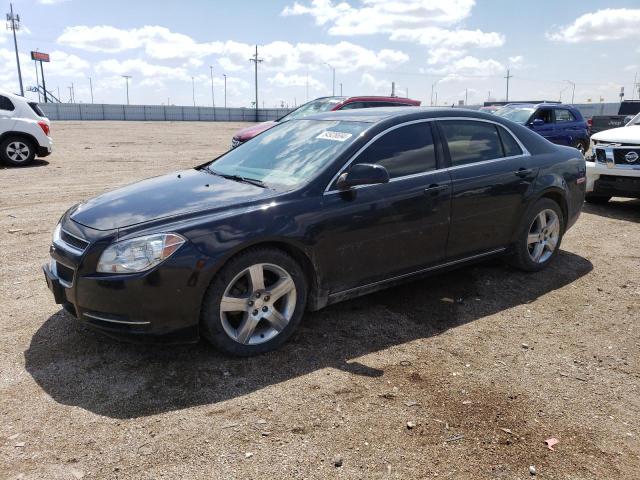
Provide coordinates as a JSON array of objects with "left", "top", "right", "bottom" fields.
[
  {"left": 627, "top": 112, "right": 640, "bottom": 126},
  {"left": 279, "top": 98, "right": 346, "bottom": 122},
  {"left": 494, "top": 106, "right": 535, "bottom": 124},
  {"left": 208, "top": 119, "right": 368, "bottom": 189}
]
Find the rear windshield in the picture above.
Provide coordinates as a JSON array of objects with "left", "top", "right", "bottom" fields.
[
  {"left": 28, "top": 102, "right": 45, "bottom": 117},
  {"left": 208, "top": 119, "right": 368, "bottom": 189},
  {"left": 279, "top": 98, "right": 345, "bottom": 122}
]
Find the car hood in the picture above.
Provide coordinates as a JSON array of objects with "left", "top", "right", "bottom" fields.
[
  {"left": 233, "top": 121, "right": 277, "bottom": 141},
  {"left": 70, "top": 168, "right": 277, "bottom": 231},
  {"left": 592, "top": 125, "right": 640, "bottom": 144}
]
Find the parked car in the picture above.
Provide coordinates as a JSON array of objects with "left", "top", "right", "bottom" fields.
[
  {"left": 588, "top": 100, "right": 640, "bottom": 136},
  {"left": 44, "top": 107, "right": 585, "bottom": 356},
  {"left": 0, "top": 89, "right": 52, "bottom": 166},
  {"left": 585, "top": 112, "right": 640, "bottom": 203},
  {"left": 230, "top": 96, "right": 421, "bottom": 148},
  {"left": 494, "top": 103, "right": 589, "bottom": 154},
  {"left": 478, "top": 105, "right": 501, "bottom": 114}
]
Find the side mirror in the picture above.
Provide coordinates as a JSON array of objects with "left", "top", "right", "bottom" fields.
[
  {"left": 531, "top": 118, "right": 545, "bottom": 127},
  {"left": 336, "top": 163, "right": 390, "bottom": 189}
]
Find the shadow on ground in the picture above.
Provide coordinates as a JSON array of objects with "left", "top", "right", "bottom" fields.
[
  {"left": 583, "top": 198, "right": 640, "bottom": 223},
  {"left": 0, "top": 159, "right": 50, "bottom": 169},
  {"left": 25, "top": 251, "right": 592, "bottom": 419}
]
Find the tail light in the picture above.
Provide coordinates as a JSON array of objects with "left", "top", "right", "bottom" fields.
[
  {"left": 587, "top": 118, "right": 592, "bottom": 128},
  {"left": 38, "top": 121, "right": 50, "bottom": 136}
]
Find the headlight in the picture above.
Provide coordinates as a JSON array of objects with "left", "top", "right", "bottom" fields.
[{"left": 97, "top": 233, "right": 186, "bottom": 273}]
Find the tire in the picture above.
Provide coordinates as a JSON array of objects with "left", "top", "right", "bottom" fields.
[
  {"left": 200, "top": 248, "right": 308, "bottom": 356},
  {"left": 585, "top": 194, "right": 611, "bottom": 204},
  {"left": 510, "top": 198, "right": 564, "bottom": 272},
  {"left": 0, "top": 137, "right": 36, "bottom": 167}
]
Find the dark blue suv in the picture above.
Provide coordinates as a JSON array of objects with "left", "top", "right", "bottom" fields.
[{"left": 494, "top": 103, "right": 589, "bottom": 154}]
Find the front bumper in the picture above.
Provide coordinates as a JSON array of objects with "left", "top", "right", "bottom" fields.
[
  {"left": 43, "top": 222, "right": 209, "bottom": 342},
  {"left": 586, "top": 160, "right": 640, "bottom": 198}
]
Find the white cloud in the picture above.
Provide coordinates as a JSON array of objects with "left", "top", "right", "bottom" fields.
[
  {"left": 57, "top": 25, "right": 408, "bottom": 73},
  {"left": 390, "top": 27, "right": 504, "bottom": 49},
  {"left": 548, "top": 9, "right": 640, "bottom": 43},
  {"left": 267, "top": 72, "right": 325, "bottom": 91},
  {"left": 433, "top": 56, "right": 503, "bottom": 77},
  {"left": 508, "top": 55, "right": 524, "bottom": 69},
  {"left": 39, "top": 0, "right": 70, "bottom": 4},
  {"left": 282, "top": 0, "right": 475, "bottom": 35},
  {"left": 359, "top": 72, "right": 390, "bottom": 94},
  {"left": 623, "top": 64, "right": 638, "bottom": 72}
]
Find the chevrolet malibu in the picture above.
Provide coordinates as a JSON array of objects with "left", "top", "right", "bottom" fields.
[{"left": 44, "top": 108, "right": 586, "bottom": 356}]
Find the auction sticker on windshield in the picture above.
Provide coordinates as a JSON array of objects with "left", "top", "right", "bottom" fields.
[{"left": 316, "top": 131, "right": 353, "bottom": 142}]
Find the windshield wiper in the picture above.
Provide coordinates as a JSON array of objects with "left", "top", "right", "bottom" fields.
[{"left": 207, "top": 168, "right": 268, "bottom": 189}]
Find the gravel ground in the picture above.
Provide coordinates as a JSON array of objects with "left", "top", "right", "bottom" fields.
[{"left": 1, "top": 121, "right": 639, "bottom": 480}]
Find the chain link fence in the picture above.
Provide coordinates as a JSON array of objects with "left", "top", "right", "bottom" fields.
[{"left": 38, "top": 103, "right": 293, "bottom": 122}]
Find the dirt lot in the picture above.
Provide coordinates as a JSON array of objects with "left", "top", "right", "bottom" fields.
[{"left": 1, "top": 121, "right": 639, "bottom": 479}]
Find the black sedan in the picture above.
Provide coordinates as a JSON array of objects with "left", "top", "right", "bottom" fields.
[{"left": 44, "top": 108, "right": 586, "bottom": 355}]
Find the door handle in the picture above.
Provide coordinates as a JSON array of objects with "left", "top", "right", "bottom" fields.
[
  {"left": 515, "top": 168, "right": 533, "bottom": 177},
  {"left": 424, "top": 184, "right": 449, "bottom": 195}
]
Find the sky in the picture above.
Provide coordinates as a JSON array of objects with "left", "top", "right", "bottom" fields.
[{"left": 1, "top": 0, "right": 639, "bottom": 108}]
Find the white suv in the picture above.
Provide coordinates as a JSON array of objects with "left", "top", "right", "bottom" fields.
[{"left": 0, "top": 89, "right": 53, "bottom": 167}]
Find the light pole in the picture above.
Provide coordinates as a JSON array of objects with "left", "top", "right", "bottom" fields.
[
  {"left": 209, "top": 66, "right": 215, "bottom": 108},
  {"left": 249, "top": 45, "right": 263, "bottom": 119},
  {"left": 191, "top": 76, "right": 196, "bottom": 107},
  {"left": 430, "top": 79, "right": 440, "bottom": 106},
  {"left": 122, "top": 75, "right": 131, "bottom": 105},
  {"left": 6, "top": 3, "right": 24, "bottom": 96},
  {"left": 223, "top": 74, "right": 227, "bottom": 108},
  {"left": 565, "top": 80, "right": 576, "bottom": 104},
  {"left": 324, "top": 63, "right": 335, "bottom": 96},
  {"left": 559, "top": 86, "right": 569, "bottom": 103}
]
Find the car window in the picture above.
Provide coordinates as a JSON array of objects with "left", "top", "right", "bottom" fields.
[
  {"left": 278, "top": 97, "right": 345, "bottom": 122},
  {"left": 210, "top": 119, "right": 369, "bottom": 189},
  {"left": 354, "top": 122, "right": 436, "bottom": 179},
  {"left": 365, "top": 102, "right": 411, "bottom": 108},
  {"left": 497, "top": 126, "right": 523, "bottom": 157},
  {"left": 554, "top": 109, "right": 576, "bottom": 122},
  {"left": 0, "top": 95, "right": 15, "bottom": 111},
  {"left": 532, "top": 109, "right": 553, "bottom": 124},
  {"left": 440, "top": 120, "right": 504, "bottom": 166},
  {"left": 339, "top": 102, "right": 368, "bottom": 110}
]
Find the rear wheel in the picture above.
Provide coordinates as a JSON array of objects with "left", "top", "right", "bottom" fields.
[
  {"left": 510, "top": 198, "right": 564, "bottom": 272},
  {"left": 0, "top": 137, "right": 36, "bottom": 167},
  {"left": 200, "top": 248, "right": 307, "bottom": 356},
  {"left": 585, "top": 194, "right": 611, "bottom": 204}
]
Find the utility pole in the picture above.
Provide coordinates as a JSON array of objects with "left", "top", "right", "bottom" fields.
[
  {"left": 209, "top": 66, "right": 215, "bottom": 108},
  {"left": 89, "top": 77, "right": 94, "bottom": 104},
  {"left": 122, "top": 75, "right": 131, "bottom": 104},
  {"left": 34, "top": 58, "right": 41, "bottom": 102},
  {"left": 340, "top": 83, "right": 343, "bottom": 96},
  {"left": 39, "top": 60, "right": 47, "bottom": 103},
  {"left": 6, "top": 3, "right": 24, "bottom": 96},
  {"left": 565, "top": 80, "right": 575, "bottom": 104},
  {"left": 504, "top": 69, "right": 513, "bottom": 102},
  {"left": 465, "top": 88, "right": 468, "bottom": 106},
  {"left": 249, "top": 45, "right": 263, "bottom": 119},
  {"left": 223, "top": 74, "right": 227, "bottom": 108},
  {"left": 67, "top": 86, "right": 72, "bottom": 103},
  {"left": 191, "top": 76, "right": 196, "bottom": 106},
  {"left": 324, "top": 63, "right": 335, "bottom": 96},
  {"left": 430, "top": 80, "right": 439, "bottom": 106}
]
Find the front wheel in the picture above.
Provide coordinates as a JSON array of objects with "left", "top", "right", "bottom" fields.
[
  {"left": 200, "top": 248, "right": 307, "bottom": 356},
  {"left": 510, "top": 198, "right": 564, "bottom": 272},
  {"left": 0, "top": 137, "right": 36, "bottom": 166}
]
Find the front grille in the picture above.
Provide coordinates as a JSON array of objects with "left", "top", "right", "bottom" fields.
[
  {"left": 613, "top": 148, "right": 640, "bottom": 165},
  {"left": 56, "top": 262, "right": 74, "bottom": 285},
  {"left": 60, "top": 229, "right": 90, "bottom": 251}
]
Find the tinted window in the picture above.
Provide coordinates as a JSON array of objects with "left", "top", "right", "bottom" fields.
[
  {"left": 28, "top": 102, "right": 45, "bottom": 117},
  {"left": 0, "top": 95, "right": 15, "bottom": 111},
  {"left": 498, "top": 126, "right": 523, "bottom": 157},
  {"left": 440, "top": 120, "right": 504, "bottom": 166},
  {"left": 532, "top": 109, "right": 553, "bottom": 123},
  {"left": 365, "top": 102, "right": 412, "bottom": 108},
  {"left": 339, "top": 102, "right": 368, "bottom": 110},
  {"left": 554, "top": 109, "right": 576, "bottom": 122},
  {"left": 356, "top": 123, "right": 436, "bottom": 178}
]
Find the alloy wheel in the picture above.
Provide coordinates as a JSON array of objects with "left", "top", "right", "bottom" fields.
[
  {"left": 219, "top": 263, "right": 297, "bottom": 345},
  {"left": 6, "top": 141, "right": 31, "bottom": 163},
  {"left": 527, "top": 209, "right": 560, "bottom": 264}
]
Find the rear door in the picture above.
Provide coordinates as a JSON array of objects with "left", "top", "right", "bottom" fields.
[
  {"left": 0, "top": 95, "right": 17, "bottom": 132},
  {"left": 553, "top": 108, "right": 580, "bottom": 146},
  {"left": 318, "top": 121, "right": 452, "bottom": 291},
  {"left": 438, "top": 119, "right": 538, "bottom": 259}
]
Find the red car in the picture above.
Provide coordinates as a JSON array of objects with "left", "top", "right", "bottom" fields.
[{"left": 231, "top": 96, "right": 421, "bottom": 148}]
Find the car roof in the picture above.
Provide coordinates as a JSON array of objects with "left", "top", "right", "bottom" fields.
[
  {"left": 301, "top": 106, "right": 497, "bottom": 123},
  {"left": 0, "top": 89, "right": 24, "bottom": 102},
  {"left": 312, "top": 95, "right": 420, "bottom": 105}
]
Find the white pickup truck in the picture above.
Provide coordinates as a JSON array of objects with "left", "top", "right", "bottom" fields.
[{"left": 586, "top": 112, "right": 640, "bottom": 203}]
